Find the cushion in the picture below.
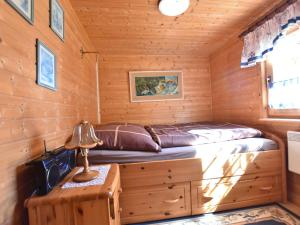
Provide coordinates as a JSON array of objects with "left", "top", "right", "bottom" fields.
[{"left": 94, "top": 123, "right": 161, "bottom": 152}]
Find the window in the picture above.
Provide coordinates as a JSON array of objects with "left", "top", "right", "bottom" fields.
[{"left": 263, "top": 28, "right": 300, "bottom": 118}]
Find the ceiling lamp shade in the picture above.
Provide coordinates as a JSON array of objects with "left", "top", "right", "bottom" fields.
[{"left": 158, "top": 0, "right": 190, "bottom": 17}]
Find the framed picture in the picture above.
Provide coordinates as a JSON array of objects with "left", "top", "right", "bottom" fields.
[
  {"left": 5, "top": 0, "right": 34, "bottom": 24},
  {"left": 129, "top": 71, "right": 184, "bottom": 102},
  {"left": 50, "top": 0, "right": 64, "bottom": 40},
  {"left": 36, "top": 40, "right": 57, "bottom": 91}
]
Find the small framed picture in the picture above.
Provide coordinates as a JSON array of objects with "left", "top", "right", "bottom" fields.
[
  {"left": 5, "top": 0, "right": 34, "bottom": 24},
  {"left": 36, "top": 40, "right": 57, "bottom": 91},
  {"left": 50, "top": 0, "right": 64, "bottom": 40}
]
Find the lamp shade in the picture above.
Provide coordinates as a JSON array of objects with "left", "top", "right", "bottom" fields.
[
  {"left": 65, "top": 121, "right": 102, "bottom": 150},
  {"left": 158, "top": 0, "right": 190, "bottom": 17}
]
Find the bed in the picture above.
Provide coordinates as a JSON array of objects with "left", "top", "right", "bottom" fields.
[
  {"left": 79, "top": 122, "right": 287, "bottom": 224},
  {"left": 86, "top": 137, "right": 278, "bottom": 164}
]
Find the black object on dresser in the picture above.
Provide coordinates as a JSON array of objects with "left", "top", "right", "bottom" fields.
[{"left": 27, "top": 147, "right": 76, "bottom": 195}]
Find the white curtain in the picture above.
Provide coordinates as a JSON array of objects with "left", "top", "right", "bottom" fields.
[
  {"left": 241, "top": 0, "right": 300, "bottom": 68},
  {"left": 268, "top": 77, "right": 300, "bottom": 109},
  {"left": 267, "top": 30, "right": 300, "bottom": 109}
]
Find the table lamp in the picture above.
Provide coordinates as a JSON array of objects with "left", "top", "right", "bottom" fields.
[{"left": 65, "top": 121, "right": 103, "bottom": 183}]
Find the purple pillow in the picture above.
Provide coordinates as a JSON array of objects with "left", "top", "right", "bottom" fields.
[{"left": 94, "top": 123, "right": 161, "bottom": 152}]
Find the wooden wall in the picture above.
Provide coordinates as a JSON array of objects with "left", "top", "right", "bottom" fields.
[
  {"left": 210, "top": 39, "right": 300, "bottom": 207},
  {"left": 99, "top": 55, "right": 212, "bottom": 125},
  {"left": 0, "top": 1, "right": 97, "bottom": 225}
]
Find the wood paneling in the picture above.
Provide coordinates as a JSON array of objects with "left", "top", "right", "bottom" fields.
[
  {"left": 69, "top": 0, "right": 283, "bottom": 56},
  {"left": 210, "top": 39, "right": 300, "bottom": 208},
  {"left": 99, "top": 55, "right": 212, "bottom": 124},
  {"left": 210, "top": 40, "right": 261, "bottom": 124},
  {"left": 0, "top": 1, "right": 97, "bottom": 225},
  {"left": 70, "top": 0, "right": 284, "bottom": 126}
]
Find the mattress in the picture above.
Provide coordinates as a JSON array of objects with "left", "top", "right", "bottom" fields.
[{"left": 85, "top": 137, "right": 278, "bottom": 164}]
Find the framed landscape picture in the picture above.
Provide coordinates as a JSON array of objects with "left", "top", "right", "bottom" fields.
[
  {"left": 36, "top": 40, "right": 57, "bottom": 91},
  {"left": 50, "top": 0, "right": 64, "bottom": 40},
  {"left": 5, "top": 0, "right": 34, "bottom": 24},
  {"left": 129, "top": 71, "right": 183, "bottom": 102}
]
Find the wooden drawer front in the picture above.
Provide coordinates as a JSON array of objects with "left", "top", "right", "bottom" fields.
[
  {"left": 201, "top": 151, "right": 282, "bottom": 179},
  {"left": 120, "top": 159, "right": 202, "bottom": 188},
  {"left": 191, "top": 175, "right": 282, "bottom": 215},
  {"left": 120, "top": 182, "right": 191, "bottom": 224}
]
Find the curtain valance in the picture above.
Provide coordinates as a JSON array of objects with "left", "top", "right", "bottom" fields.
[{"left": 241, "top": 0, "right": 300, "bottom": 68}]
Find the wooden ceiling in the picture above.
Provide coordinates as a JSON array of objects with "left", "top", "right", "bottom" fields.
[{"left": 70, "top": 0, "right": 283, "bottom": 56}]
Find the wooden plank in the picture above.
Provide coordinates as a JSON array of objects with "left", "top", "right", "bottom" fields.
[
  {"left": 120, "top": 150, "right": 283, "bottom": 189},
  {"left": 279, "top": 202, "right": 300, "bottom": 216},
  {"left": 0, "top": 0, "right": 97, "bottom": 224},
  {"left": 70, "top": 0, "right": 282, "bottom": 56},
  {"left": 98, "top": 55, "right": 213, "bottom": 125}
]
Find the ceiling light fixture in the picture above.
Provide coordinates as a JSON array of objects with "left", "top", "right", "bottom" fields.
[{"left": 158, "top": 0, "right": 190, "bottom": 17}]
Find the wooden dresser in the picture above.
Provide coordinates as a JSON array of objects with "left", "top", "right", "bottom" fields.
[{"left": 25, "top": 164, "right": 122, "bottom": 225}]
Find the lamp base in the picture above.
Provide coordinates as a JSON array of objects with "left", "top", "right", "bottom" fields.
[{"left": 72, "top": 170, "right": 99, "bottom": 183}]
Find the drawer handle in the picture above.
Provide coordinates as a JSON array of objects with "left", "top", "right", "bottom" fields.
[
  {"left": 202, "top": 196, "right": 213, "bottom": 203},
  {"left": 163, "top": 199, "right": 180, "bottom": 204},
  {"left": 109, "top": 198, "right": 115, "bottom": 219},
  {"left": 260, "top": 186, "right": 273, "bottom": 191}
]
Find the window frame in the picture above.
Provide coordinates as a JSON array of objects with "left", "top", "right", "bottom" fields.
[{"left": 261, "top": 60, "right": 300, "bottom": 119}]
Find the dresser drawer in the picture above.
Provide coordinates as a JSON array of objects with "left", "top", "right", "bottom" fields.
[
  {"left": 120, "top": 182, "right": 191, "bottom": 224},
  {"left": 191, "top": 175, "right": 282, "bottom": 214}
]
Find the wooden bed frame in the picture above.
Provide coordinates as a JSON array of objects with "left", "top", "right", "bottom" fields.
[{"left": 118, "top": 131, "right": 287, "bottom": 224}]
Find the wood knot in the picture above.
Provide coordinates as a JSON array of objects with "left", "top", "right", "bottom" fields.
[
  {"left": 168, "top": 184, "right": 175, "bottom": 189},
  {"left": 140, "top": 167, "right": 145, "bottom": 170},
  {"left": 77, "top": 207, "right": 83, "bottom": 215}
]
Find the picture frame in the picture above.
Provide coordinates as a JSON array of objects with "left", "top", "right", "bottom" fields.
[
  {"left": 129, "top": 71, "right": 184, "bottom": 102},
  {"left": 50, "top": 0, "right": 64, "bottom": 41},
  {"left": 36, "top": 40, "right": 57, "bottom": 91},
  {"left": 5, "top": 0, "right": 34, "bottom": 24}
]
